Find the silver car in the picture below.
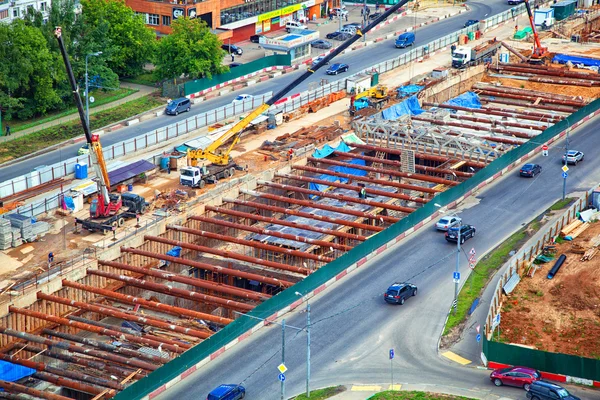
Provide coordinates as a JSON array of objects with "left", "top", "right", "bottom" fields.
[
  {"left": 435, "top": 215, "right": 462, "bottom": 231},
  {"left": 562, "top": 150, "right": 584, "bottom": 165}
]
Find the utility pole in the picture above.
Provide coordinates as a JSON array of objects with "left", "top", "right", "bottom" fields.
[
  {"left": 306, "top": 303, "right": 311, "bottom": 398},
  {"left": 338, "top": 0, "right": 343, "bottom": 32},
  {"left": 454, "top": 226, "right": 461, "bottom": 314},
  {"left": 281, "top": 319, "right": 285, "bottom": 400},
  {"left": 363, "top": 0, "right": 367, "bottom": 42},
  {"left": 562, "top": 124, "right": 570, "bottom": 200}
]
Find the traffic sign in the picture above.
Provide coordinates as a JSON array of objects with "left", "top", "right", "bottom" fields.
[
  {"left": 562, "top": 165, "right": 569, "bottom": 173},
  {"left": 277, "top": 363, "right": 287, "bottom": 374},
  {"left": 476, "top": 324, "right": 481, "bottom": 333},
  {"left": 453, "top": 271, "right": 460, "bottom": 280},
  {"left": 469, "top": 248, "right": 476, "bottom": 256},
  {"left": 469, "top": 262, "right": 476, "bottom": 270},
  {"left": 469, "top": 255, "right": 476, "bottom": 263},
  {"left": 278, "top": 373, "right": 286, "bottom": 382},
  {"left": 476, "top": 334, "right": 481, "bottom": 343},
  {"left": 389, "top": 349, "right": 394, "bottom": 360},
  {"left": 542, "top": 145, "right": 548, "bottom": 151},
  {"left": 492, "top": 313, "right": 501, "bottom": 329},
  {"left": 562, "top": 172, "right": 568, "bottom": 179}
]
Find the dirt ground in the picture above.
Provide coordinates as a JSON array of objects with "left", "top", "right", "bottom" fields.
[{"left": 499, "top": 222, "right": 600, "bottom": 358}]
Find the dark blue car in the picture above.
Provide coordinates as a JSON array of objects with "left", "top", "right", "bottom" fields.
[
  {"left": 384, "top": 282, "right": 417, "bottom": 305},
  {"left": 519, "top": 163, "right": 542, "bottom": 177},
  {"left": 207, "top": 384, "right": 245, "bottom": 400},
  {"left": 326, "top": 63, "right": 349, "bottom": 75},
  {"left": 464, "top": 19, "right": 479, "bottom": 28}
]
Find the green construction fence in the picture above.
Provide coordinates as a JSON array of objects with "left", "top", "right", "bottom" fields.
[{"left": 113, "top": 96, "right": 600, "bottom": 400}]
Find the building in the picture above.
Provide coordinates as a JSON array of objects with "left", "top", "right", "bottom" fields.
[
  {"left": 0, "top": 0, "right": 53, "bottom": 23},
  {"left": 126, "top": 0, "right": 328, "bottom": 42},
  {"left": 260, "top": 29, "right": 319, "bottom": 62}
]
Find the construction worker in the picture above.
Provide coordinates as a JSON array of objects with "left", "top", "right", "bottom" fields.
[
  {"left": 288, "top": 148, "right": 294, "bottom": 160},
  {"left": 48, "top": 252, "right": 54, "bottom": 264},
  {"left": 359, "top": 186, "right": 367, "bottom": 199}
]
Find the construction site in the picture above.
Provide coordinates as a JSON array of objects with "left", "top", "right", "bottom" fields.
[{"left": 3, "top": 2, "right": 600, "bottom": 397}]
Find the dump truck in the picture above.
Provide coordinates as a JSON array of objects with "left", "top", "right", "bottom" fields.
[
  {"left": 349, "top": 85, "right": 390, "bottom": 115},
  {"left": 451, "top": 39, "right": 501, "bottom": 68}
]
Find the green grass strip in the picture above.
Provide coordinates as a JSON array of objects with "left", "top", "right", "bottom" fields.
[
  {"left": 291, "top": 386, "right": 346, "bottom": 400},
  {"left": 549, "top": 197, "right": 574, "bottom": 211},
  {"left": 122, "top": 72, "right": 161, "bottom": 86},
  {"left": 368, "top": 391, "right": 477, "bottom": 399}
]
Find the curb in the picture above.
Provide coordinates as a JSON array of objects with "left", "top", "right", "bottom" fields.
[{"left": 488, "top": 361, "right": 600, "bottom": 388}]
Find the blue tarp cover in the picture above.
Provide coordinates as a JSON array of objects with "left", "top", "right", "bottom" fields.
[
  {"left": 0, "top": 360, "right": 35, "bottom": 383},
  {"left": 381, "top": 95, "right": 423, "bottom": 120},
  {"left": 396, "top": 84, "right": 423, "bottom": 97},
  {"left": 312, "top": 141, "right": 352, "bottom": 159},
  {"left": 308, "top": 159, "right": 367, "bottom": 193},
  {"left": 444, "top": 91, "right": 482, "bottom": 109},
  {"left": 552, "top": 53, "right": 600, "bottom": 68},
  {"left": 166, "top": 246, "right": 182, "bottom": 258},
  {"left": 64, "top": 196, "right": 75, "bottom": 210}
]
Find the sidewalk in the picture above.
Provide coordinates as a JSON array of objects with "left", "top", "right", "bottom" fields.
[
  {"left": 0, "top": 82, "right": 156, "bottom": 144},
  {"left": 325, "top": 383, "right": 517, "bottom": 400}
]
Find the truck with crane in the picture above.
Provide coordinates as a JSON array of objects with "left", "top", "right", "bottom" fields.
[
  {"left": 179, "top": 0, "right": 414, "bottom": 186},
  {"left": 54, "top": 27, "right": 148, "bottom": 234},
  {"left": 349, "top": 85, "right": 391, "bottom": 116},
  {"left": 451, "top": 39, "right": 501, "bottom": 68},
  {"left": 524, "top": 0, "right": 549, "bottom": 63}
]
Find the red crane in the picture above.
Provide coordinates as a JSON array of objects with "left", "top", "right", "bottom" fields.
[{"left": 524, "top": 0, "right": 549, "bottom": 63}]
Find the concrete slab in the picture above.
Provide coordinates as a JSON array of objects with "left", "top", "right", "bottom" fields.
[
  {"left": 19, "top": 246, "right": 34, "bottom": 255},
  {"left": 0, "top": 253, "right": 23, "bottom": 275}
]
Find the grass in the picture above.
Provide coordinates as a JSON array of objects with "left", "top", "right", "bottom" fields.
[
  {"left": 7, "top": 88, "right": 136, "bottom": 133},
  {"left": 291, "top": 386, "right": 346, "bottom": 400},
  {"left": 122, "top": 72, "right": 161, "bottom": 86},
  {"left": 368, "top": 391, "right": 477, "bottom": 399},
  {"left": 549, "top": 197, "right": 574, "bottom": 211},
  {"left": 0, "top": 94, "right": 164, "bottom": 164}
]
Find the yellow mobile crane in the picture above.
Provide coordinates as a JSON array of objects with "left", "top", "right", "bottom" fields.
[{"left": 180, "top": 0, "right": 412, "bottom": 189}]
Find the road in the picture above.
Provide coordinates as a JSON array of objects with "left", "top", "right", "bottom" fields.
[
  {"left": 154, "top": 77, "right": 600, "bottom": 400},
  {"left": 0, "top": 0, "right": 512, "bottom": 183}
]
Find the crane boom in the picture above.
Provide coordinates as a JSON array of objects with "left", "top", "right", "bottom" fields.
[
  {"left": 524, "top": 0, "right": 547, "bottom": 59},
  {"left": 200, "top": 0, "right": 413, "bottom": 165},
  {"left": 54, "top": 27, "right": 111, "bottom": 205}
]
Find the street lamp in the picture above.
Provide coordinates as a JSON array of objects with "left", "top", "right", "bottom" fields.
[
  {"left": 562, "top": 121, "right": 571, "bottom": 201},
  {"left": 85, "top": 51, "right": 102, "bottom": 130},
  {"left": 435, "top": 203, "right": 460, "bottom": 314},
  {"left": 295, "top": 291, "right": 311, "bottom": 399}
]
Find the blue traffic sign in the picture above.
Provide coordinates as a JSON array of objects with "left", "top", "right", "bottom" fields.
[
  {"left": 562, "top": 172, "right": 568, "bottom": 179},
  {"left": 278, "top": 373, "right": 286, "bottom": 382},
  {"left": 389, "top": 349, "right": 394, "bottom": 360},
  {"left": 453, "top": 271, "right": 460, "bottom": 281},
  {"left": 476, "top": 334, "right": 481, "bottom": 343}
]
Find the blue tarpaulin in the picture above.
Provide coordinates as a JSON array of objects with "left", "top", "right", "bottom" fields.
[
  {"left": 308, "top": 159, "right": 367, "bottom": 193},
  {"left": 166, "top": 246, "right": 182, "bottom": 258},
  {"left": 0, "top": 360, "right": 35, "bottom": 384},
  {"left": 444, "top": 91, "right": 482, "bottom": 109},
  {"left": 312, "top": 141, "right": 352, "bottom": 159},
  {"left": 552, "top": 53, "right": 600, "bottom": 68},
  {"left": 381, "top": 95, "right": 424, "bottom": 120},
  {"left": 64, "top": 196, "right": 75, "bottom": 210},
  {"left": 396, "top": 84, "right": 423, "bottom": 97}
]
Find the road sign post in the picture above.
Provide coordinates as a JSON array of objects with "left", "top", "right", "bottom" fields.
[
  {"left": 281, "top": 320, "right": 285, "bottom": 400},
  {"left": 389, "top": 349, "right": 394, "bottom": 390},
  {"left": 542, "top": 144, "right": 548, "bottom": 156}
]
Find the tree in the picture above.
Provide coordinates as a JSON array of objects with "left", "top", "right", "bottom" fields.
[
  {"left": 154, "top": 18, "right": 227, "bottom": 81},
  {"left": 81, "top": 0, "right": 156, "bottom": 77}
]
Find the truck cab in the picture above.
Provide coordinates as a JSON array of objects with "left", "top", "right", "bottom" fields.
[
  {"left": 180, "top": 166, "right": 208, "bottom": 188},
  {"left": 451, "top": 46, "right": 472, "bottom": 68}
]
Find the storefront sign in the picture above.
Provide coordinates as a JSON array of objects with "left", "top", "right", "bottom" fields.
[
  {"left": 258, "top": 9, "right": 281, "bottom": 22},
  {"left": 188, "top": 7, "right": 197, "bottom": 18},
  {"left": 272, "top": 16, "right": 280, "bottom": 24},
  {"left": 173, "top": 7, "right": 185, "bottom": 19},
  {"left": 255, "top": 22, "right": 263, "bottom": 33},
  {"left": 263, "top": 19, "right": 271, "bottom": 32},
  {"left": 263, "top": 30, "right": 318, "bottom": 47},
  {"left": 257, "top": 0, "right": 314, "bottom": 23},
  {"left": 281, "top": 3, "right": 301, "bottom": 15}
]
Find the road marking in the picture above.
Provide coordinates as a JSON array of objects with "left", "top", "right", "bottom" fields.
[
  {"left": 388, "top": 384, "right": 402, "bottom": 390},
  {"left": 351, "top": 385, "right": 381, "bottom": 391},
  {"left": 441, "top": 351, "right": 472, "bottom": 365}
]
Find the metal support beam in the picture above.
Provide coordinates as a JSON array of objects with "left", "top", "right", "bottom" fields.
[
  {"left": 117, "top": 248, "right": 294, "bottom": 288},
  {"left": 32, "top": 372, "right": 111, "bottom": 397},
  {"left": 0, "top": 379, "right": 72, "bottom": 400},
  {"left": 204, "top": 205, "right": 366, "bottom": 241},
  {"left": 411, "top": 116, "right": 535, "bottom": 139},
  {"left": 36, "top": 292, "right": 211, "bottom": 339},
  {"left": 0, "top": 327, "right": 158, "bottom": 371},
  {"left": 474, "top": 84, "right": 587, "bottom": 106},
  {"left": 222, "top": 198, "right": 385, "bottom": 233},
  {"left": 144, "top": 236, "right": 311, "bottom": 276},
  {"left": 479, "top": 96, "right": 578, "bottom": 113},
  {"left": 448, "top": 114, "right": 546, "bottom": 131},
  {"left": 422, "top": 102, "right": 562, "bottom": 123}
]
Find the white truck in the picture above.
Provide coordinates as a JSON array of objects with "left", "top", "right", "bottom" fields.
[{"left": 451, "top": 39, "right": 501, "bottom": 68}]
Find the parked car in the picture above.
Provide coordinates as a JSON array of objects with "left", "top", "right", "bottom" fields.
[
  {"left": 526, "top": 381, "right": 580, "bottom": 400},
  {"left": 435, "top": 215, "right": 462, "bottom": 231},
  {"left": 285, "top": 20, "right": 308, "bottom": 32},
  {"left": 250, "top": 34, "right": 263, "bottom": 43},
  {"left": 445, "top": 224, "right": 476, "bottom": 243},
  {"left": 507, "top": 0, "right": 524, "bottom": 4},
  {"left": 232, "top": 94, "right": 254, "bottom": 105},
  {"left": 369, "top": 12, "right": 382, "bottom": 20},
  {"left": 311, "top": 39, "right": 332, "bottom": 49},
  {"left": 165, "top": 97, "right": 191, "bottom": 116},
  {"left": 343, "top": 23, "right": 362, "bottom": 30},
  {"left": 207, "top": 384, "right": 246, "bottom": 400},
  {"left": 326, "top": 63, "right": 349, "bottom": 75},
  {"left": 490, "top": 366, "right": 541, "bottom": 391},
  {"left": 384, "top": 282, "right": 417, "bottom": 305},
  {"left": 395, "top": 32, "right": 415, "bottom": 48},
  {"left": 334, "top": 32, "right": 352, "bottom": 41},
  {"left": 78, "top": 143, "right": 90, "bottom": 156},
  {"left": 311, "top": 55, "right": 329, "bottom": 67},
  {"left": 221, "top": 44, "right": 243, "bottom": 55},
  {"left": 464, "top": 19, "right": 479, "bottom": 28},
  {"left": 562, "top": 150, "right": 584, "bottom": 165},
  {"left": 519, "top": 163, "right": 542, "bottom": 177},
  {"left": 326, "top": 31, "right": 342, "bottom": 40},
  {"left": 332, "top": 7, "right": 348, "bottom": 16},
  {"left": 340, "top": 26, "right": 356, "bottom": 35}
]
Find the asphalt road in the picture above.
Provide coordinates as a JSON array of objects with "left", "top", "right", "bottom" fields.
[
  {"left": 153, "top": 90, "right": 600, "bottom": 400},
  {"left": 0, "top": 0, "right": 512, "bottom": 183}
]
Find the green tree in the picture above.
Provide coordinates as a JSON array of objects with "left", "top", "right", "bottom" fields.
[
  {"left": 0, "top": 20, "right": 61, "bottom": 119},
  {"left": 154, "top": 17, "right": 227, "bottom": 81},
  {"left": 81, "top": 0, "right": 156, "bottom": 77}
]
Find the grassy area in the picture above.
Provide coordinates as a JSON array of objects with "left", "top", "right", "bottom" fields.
[
  {"left": 122, "top": 72, "right": 161, "bottom": 86},
  {"left": 369, "top": 391, "right": 476, "bottom": 400},
  {"left": 549, "top": 197, "right": 574, "bottom": 211},
  {"left": 7, "top": 88, "right": 136, "bottom": 133},
  {"left": 0, "top": 94, "right": 164, "bottom": 164},
  {"left": 291, "top": 386, "right": 346, "bottom": 400}
]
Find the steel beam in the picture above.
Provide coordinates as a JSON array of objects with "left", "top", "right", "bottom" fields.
[
  {"left": 144, "top": 236, "right": 312, "bottom": 275},
  {"left": 293, "top": 165, "right": 441, "bottom": 194},
  {"left": 422, "top": 102, "right": 562, "bottom": 123},
  {"left": 9, "top": 306, "right": 185, "bottom": 354},
  {"left": 204, "top": 205, "right": 366, "bottom": 241},
  {"left": 187, "top": 217, "right": 352, "bottom": 251},
  {"left": 448, "top": 114, "right": 546, "bottom": 131},
  {"left": 36, "top": 292, "right": 211, "bottom": 339},
  {"left": 479, "top": 96, "right": 578, "bottom": 113},
  {"left": 474, "top": 84, "right": 588, "bottom": 105},
  {"left": 411, "top": 116, "right": 535, "bottom": 139},
  {"left": 308, "top": 157, "right": 459, "bottom": 186},
  {"left": 476, "top": 89, "right": 584, "bottom": 107},
  {"left": 118, "top": 248, "right": 294, "bottom": 288},
  {"left": 0, "top": 327, "right": 158, "bottom": 371},
  {"left": 0, "top": 380, "right": 72, "bottom": 400},
  {"left": 167, "top": 224, "right": 335, "bottom": 263},
  {"left": 222, "top": 197, "right": 385, "bottom": 232},
  {"left": 32, "top": 372, "right": 111, "bottom": 397},
  {"left": 330, "top": 151, "right": 475, "bottom": 178},
  {"left": 63, "top": 279, "right": 241, "bottom": 321},
  {"left": 497, "top": 64, "right": 600, "bottom": 81}
]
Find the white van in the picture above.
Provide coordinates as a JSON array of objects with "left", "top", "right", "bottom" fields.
[{"left": 286, "top": 20, "right": 308, "bottom": 32}]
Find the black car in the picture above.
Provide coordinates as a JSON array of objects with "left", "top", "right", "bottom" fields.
[
  {"left": 221, "top": 44, "right": 243, "bottom": 55},
  {"left": 311, "top": 39, "right": 332, "bottom": 49},
  {"left": 326, "top": 63, "right": 349, "bottom": 75},
  {"left": 369, "top": 12, "right": 382, "bottom": 20},
  {"left": 343, "top": 23, "right": 362, "bottom": 29},
  {"left": 519, "top": 163, "right": 542, "bottom": 177},
  {"left": 445, "top": 224, "right": 476, "bottom": 244},
  {"left": 526, "top": 381, "right": 580, "bottom": 400},
  {"left": 384, "top": 282, "right": 417, "bottom": 305},
  {"left": 464, "top": 19, "right": 479, "bottom": 28},
  {"left": 326, "top": 31, "right": 342, "bottom": 40},
  {"left": 250, "top": 34, "right": 263, "bottom": 43}
]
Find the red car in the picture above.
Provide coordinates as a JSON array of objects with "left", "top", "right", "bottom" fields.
[{"left": 490, "top": 366, "right": 541, "bottom": 391}]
